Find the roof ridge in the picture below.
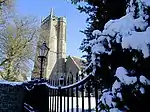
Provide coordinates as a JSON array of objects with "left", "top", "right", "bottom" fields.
[{"left": 71, "top": 56, "right": 86, "bottom": 61}]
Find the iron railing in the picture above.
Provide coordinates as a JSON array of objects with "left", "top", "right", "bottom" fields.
[{"left": 48, "top": 73, "right": 99, "bottom": 112}]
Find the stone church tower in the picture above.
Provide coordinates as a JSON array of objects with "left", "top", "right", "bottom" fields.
[
  {"left": 32, "top": 9, "right": 85, "bottom": 81},
  {"left": 41, "top": 9, "right": 66, "bottom": 79}
]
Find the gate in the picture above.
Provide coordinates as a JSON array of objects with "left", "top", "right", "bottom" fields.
[
  {"left": 48, "top": 73, "right": 99, "bottom": 112},
  {"left": 23, "top": 80, "right": 49, "bottom": 112}
]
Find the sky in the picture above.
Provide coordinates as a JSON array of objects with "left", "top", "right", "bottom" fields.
[{"left": 15, "top": 0, "right": 87, "bottom": 57}]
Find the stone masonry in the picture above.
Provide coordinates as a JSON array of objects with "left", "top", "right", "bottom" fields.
[
  {"left": 0, "top": 83, "right": 25, "bottom": 112},
  {"left": 41, "top": 8, "right": 66, "bottom": 80}
]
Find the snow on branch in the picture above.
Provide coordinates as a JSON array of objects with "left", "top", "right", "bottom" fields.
[
  {"left": 140, "top": 75, "right": 150, "bottom": 85},
  {"left": 115, "top": 67, "right": 137, "bottom": 85}
]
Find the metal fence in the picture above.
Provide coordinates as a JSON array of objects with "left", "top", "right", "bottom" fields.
[{"left": 48, "top": 73, "right": 99, "bottom": 112}]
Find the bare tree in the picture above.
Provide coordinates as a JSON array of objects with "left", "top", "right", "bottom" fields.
[
  {"left": 0, "top": 0, "right": 14, "bottom": 28},
  {"left": 32, "top": 27, "right": 49, "bottom": 79},
  {"left": 0, "top": 0, "right": 14, "bottom": 8},
  {"left": 0, "top": 15, "right": 39, "bottom": 81}
]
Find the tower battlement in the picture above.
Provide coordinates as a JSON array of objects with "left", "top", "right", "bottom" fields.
[
  {"left": 59, "top": 17, "right": 66, "bottom": 23},
  {"left": 41, "top": 8, "right": 66, "bottom": 25}
]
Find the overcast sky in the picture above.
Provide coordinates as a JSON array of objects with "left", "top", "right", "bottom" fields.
[{"left": 16, "top": 0, "right": 87, "bottom": 57}]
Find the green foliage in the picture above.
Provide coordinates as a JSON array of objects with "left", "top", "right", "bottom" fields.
[
  {"left": 77, "top": 0, "right": 128, "bottom": 88},
  {"left": 78, "top": 0, "right": 150, "bottom": 111},
  {"left": 79, "top": 0, "right": 127, "bottom": 67}
]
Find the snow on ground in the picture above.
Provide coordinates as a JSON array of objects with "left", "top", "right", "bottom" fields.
[{"left": 49, "top": 97, "right": 96, "bottom": 112}]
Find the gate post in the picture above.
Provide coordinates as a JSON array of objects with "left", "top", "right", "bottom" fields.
[{"left": 24, "top": 84, "right": 49, "bottom": 112}]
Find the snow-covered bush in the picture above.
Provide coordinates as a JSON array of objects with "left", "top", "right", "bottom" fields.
[
  {"left": 81, "top": 0, "right": 150, "bottom": 111},
  {"left": 98, "top": 66, "right": 150, "bottom": 111}
]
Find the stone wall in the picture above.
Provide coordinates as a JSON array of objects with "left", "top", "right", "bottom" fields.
[{"left": 0, "top": 83, "right": 25, "bottom": 112}]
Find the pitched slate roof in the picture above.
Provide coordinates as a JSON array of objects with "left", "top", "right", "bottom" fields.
[{"left": 70, "top": 56, "right": 86, "bottom": 69}]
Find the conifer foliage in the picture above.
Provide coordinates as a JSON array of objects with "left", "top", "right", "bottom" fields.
[
  {"left": 79, "top": 0, "right": 127, "bottom": 68},
  {"left": 77, "top": 0, "right": 150, "bottom": 111}
]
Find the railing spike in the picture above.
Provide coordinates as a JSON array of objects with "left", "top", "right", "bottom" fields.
[
  {"left": 67, "top": 76, "right": 70, "bottom": 112},
  {"left": 76, "top": 72, "right": 79, "bottom": 112},
  {"left": 71, "top": 74, "right": 74, "bottom": 112},
  {"left": 47, "top": 73, "right": 95, "bottom": 112},
  {"left": 81, "top": 74, "right": 84, "bottom": 112},
  {"left": 88, "top": 79, "right": 91, "bottom": 112}
]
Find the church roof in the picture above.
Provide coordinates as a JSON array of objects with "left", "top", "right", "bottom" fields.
[{"left": 69, "top": 56, "right": 86, "bottom": 69}]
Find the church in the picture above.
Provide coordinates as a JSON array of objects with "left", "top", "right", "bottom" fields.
[{"left": 32, "top": 9, "right": 85, "bottom": 81}]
